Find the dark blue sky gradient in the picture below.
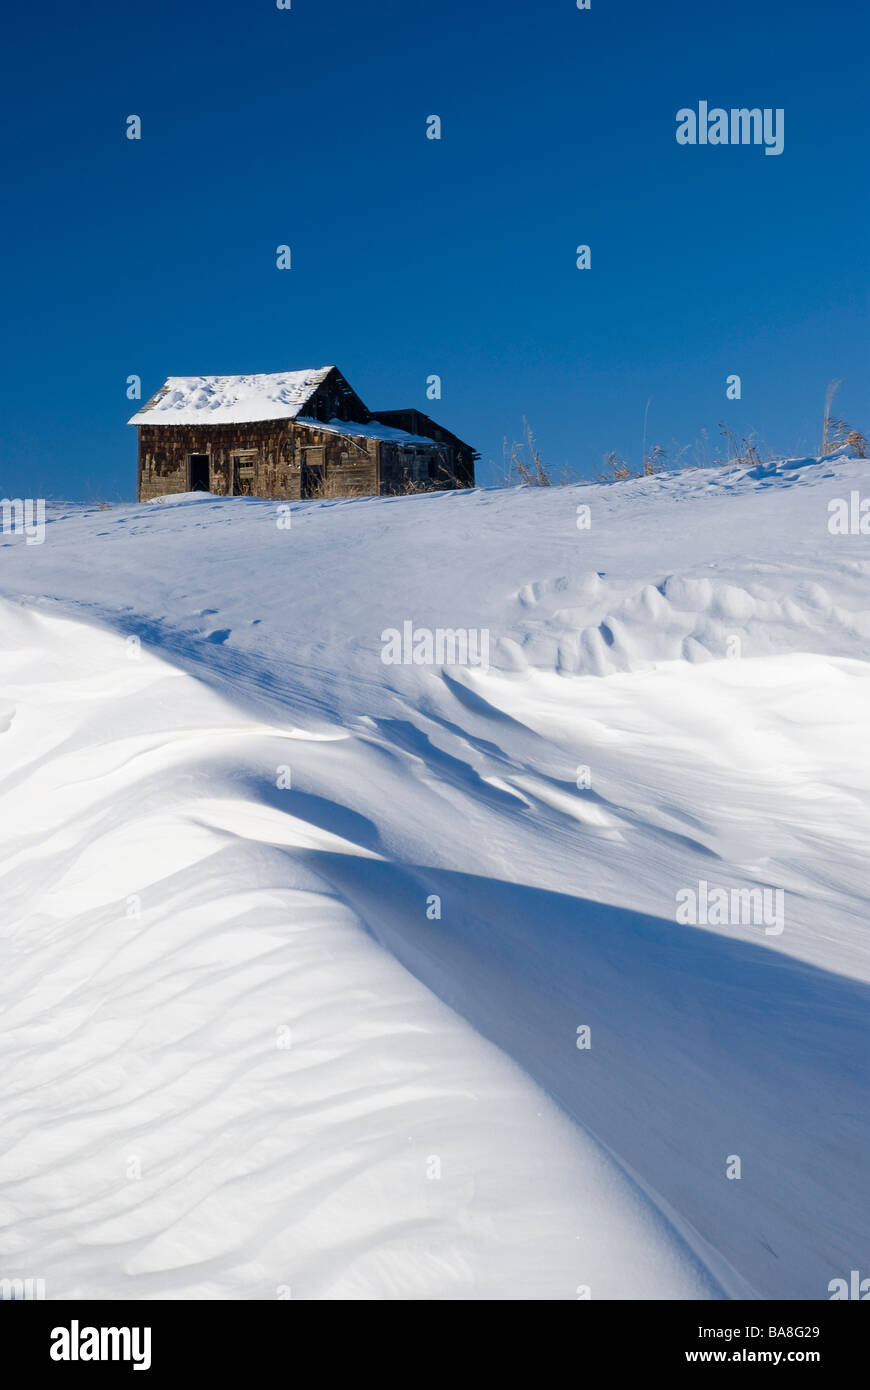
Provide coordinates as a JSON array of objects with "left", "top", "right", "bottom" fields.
[{"left": 1, "top": 0, "right": 867, "bottom": 497}]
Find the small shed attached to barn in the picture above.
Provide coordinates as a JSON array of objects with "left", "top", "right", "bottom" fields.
[{"left": 129, "top": 365, "right": 476, "bottom": 502}]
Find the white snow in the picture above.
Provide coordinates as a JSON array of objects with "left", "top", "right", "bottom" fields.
[
  {"left": 1, "top": 447, "right": 869, "bottom": 1300},
  {"left": 296, "top": 416, "right": 439, "bottom": 445},
  {"left": 127, "top": 367, "right": 334, "bottom": 425}
]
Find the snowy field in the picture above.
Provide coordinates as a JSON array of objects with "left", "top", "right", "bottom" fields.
[{"left": 1, "top": 449, "right": 868, "bottom": 1300}]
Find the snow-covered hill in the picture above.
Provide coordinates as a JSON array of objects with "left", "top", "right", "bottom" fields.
[{"left": 1, "top": 450, "right": 868, "bottom": 1299}]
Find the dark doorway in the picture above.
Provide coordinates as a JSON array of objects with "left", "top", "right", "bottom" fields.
[
  {"left": 188, "top": 455, "right": 210, "bottom": 492},
  {"left": 301, "top": 464, "right": 324, "bottom": 498},
  {"left": 301, "top": 447, "right": 325, "bottom": 499}
]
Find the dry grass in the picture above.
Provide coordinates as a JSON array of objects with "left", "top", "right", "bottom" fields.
[
  {"left": 717, "top": 423, "right": 763, "bottom": 469},
  {"left": 821, "top": 379, "right": 842, "bottom": 458},
  {"left": 490, "top": 381, "right": 868, "bottom": 490},
  {"left": 510, "top": 419, "right": 552, "bottom": 486},
  {"left": 820, "top": 381, "right": 866, "bottom": 457}
]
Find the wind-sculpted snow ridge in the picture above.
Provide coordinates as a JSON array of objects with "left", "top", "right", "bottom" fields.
[
  {"left": 0, "top": 601, "right": 726, "bottom": 1300},
  {"left": 1, "top": 450, "right": 869, "bottom": 1299}
]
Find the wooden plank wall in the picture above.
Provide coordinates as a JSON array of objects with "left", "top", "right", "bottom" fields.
[{"left": 137, "top": 420, "right": 381, "bottom": 502}]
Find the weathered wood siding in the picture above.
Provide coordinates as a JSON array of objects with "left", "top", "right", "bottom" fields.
[
  {"left": 377, "top": 442, "right": 446, "bottom": 495},
  {"left": 137, "top": 420, "right": 381, "bottom": 502},
  {"left": 302, "top": 372, "right": 370, "bottom": 426},
  {"left": 372, "top": 409, "right": 476, "bottom": 488}
]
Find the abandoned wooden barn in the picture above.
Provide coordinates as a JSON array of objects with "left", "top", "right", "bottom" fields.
[{"left": 129, "top": 365, "right": 476, "bottom": 502}]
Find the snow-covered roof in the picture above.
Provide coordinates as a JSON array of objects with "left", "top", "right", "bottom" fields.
[
  {"left": 297, "top": 417, "right": 439, "bottom": 446},
  {"left": 128, "top": 367, "right": 335, "bottom": 426}
]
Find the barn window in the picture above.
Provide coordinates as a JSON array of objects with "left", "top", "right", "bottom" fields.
[{"left": 231, "top": 450, "right": 258, "bottom": 496}]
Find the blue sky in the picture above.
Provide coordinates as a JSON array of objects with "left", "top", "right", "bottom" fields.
[{"left": 1, "top": 0, "right": 867, "bottom": 498}]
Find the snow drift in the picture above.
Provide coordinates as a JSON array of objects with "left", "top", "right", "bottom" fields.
[{"left": 1, "top": 449, "right": 868, "bottom": 1299}]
